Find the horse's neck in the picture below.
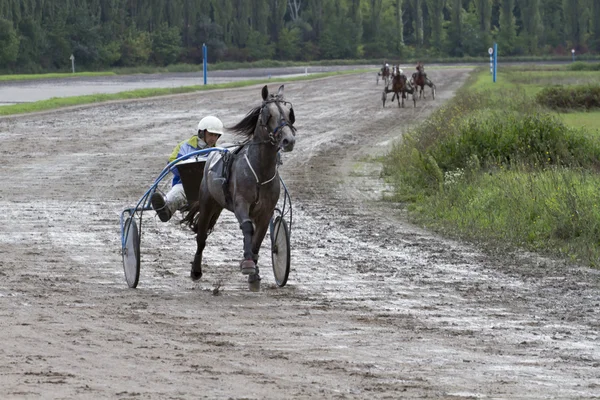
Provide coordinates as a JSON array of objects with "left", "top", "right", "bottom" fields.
[{"left": 246, "top": 128, "right": 279, "bottom": 178}]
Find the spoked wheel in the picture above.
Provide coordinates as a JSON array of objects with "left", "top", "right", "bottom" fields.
[
  {"left": 270, "top": 216, "right": 290, "bottom": 287},
  {"left": 122, "top": 216, "right": 141, "bottom": 288}
]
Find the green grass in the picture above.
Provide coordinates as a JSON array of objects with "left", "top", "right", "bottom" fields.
[
  {"left": 560, "top": 112, "right": 600, "bottom": 131},
  {"left": 505, "top": 70, "right": 600, "bottom": 86},
  {"left": 471, "top": 66, "right": 600, "bottom": 97},
  {"left": 412, "top": 168, "right": 600, "bottom": 264},
  {"left": 382, "top": 65, "right": 600, "bottom": 268},
  {"left": 0, "top": 69, "right": 370, "bottom": 116},
  {"left": 0, "top": 71, "right": 116, "bottom": 81}
]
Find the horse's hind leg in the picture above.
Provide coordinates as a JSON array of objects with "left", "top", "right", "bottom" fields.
[{"left": 190, "top": 201, "right": 222, "bottom": 281}]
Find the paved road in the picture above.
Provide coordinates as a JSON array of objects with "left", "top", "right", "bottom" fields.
[{"left": 0, "top": 65, "right": 376, "bottom": 105}]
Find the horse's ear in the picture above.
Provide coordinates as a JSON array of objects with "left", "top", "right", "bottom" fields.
[
  {"left": 289, "top": 107, "right": 295, "bottom": 125},
  {"left": 277, "top": 85, "right": 284, "bottom": 98},
  {"left": 261, "top": 85, "right": 268, "bottom": 100}
]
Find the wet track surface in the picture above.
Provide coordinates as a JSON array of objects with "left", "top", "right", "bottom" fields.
[{"left": 0, "top": 69, "right": 599, "bottom": 399}]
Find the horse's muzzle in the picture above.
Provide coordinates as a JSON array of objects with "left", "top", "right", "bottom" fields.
[
  {"left": 281, "top": 137, "right": 295, "bottom": 152},
  {"left": 280, "top": 128, "right": 295, "bottom": 152}
]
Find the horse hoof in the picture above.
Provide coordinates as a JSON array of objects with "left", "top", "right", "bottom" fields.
[
  {"left": 248, "top": 273, "right": 261, "bottom": 292},
  {"left": 190, "top": 269, "right": 202, "bottom": 281},
  {"left": 240, "top": 259, "right": 256, "bottom": 275}
]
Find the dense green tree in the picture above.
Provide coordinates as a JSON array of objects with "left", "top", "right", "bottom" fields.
[
  {"left": 0, "top": 18, "right": 19, "bottom": 68},
  {"left": 277, "top": 26, "right": 301, "bottom": 59},
  {"left": 446, "top": 0, "right": 463, "bottom": 56},
  {"left": 268, "top": 0, "right": 287, "bottom": 44},
  {"left": 394, "top": 0, "right": 405, "bottom": 52},
  {"left": 520, "top": 0, "right": 542, "bottom": 54},
  {"left": 540, "top": 0, "right": 565, "bottom": 49},
  {"left": 564, "top": 0, "right": 590, "bottom": 48},
  {"left": 151, "top": 23, "right": 182, "bottom": 65},
  {"left": 426, "top": 0, "right": 444, "bottom": 53},
  {"left": 1, "top": 0, "right": 600, "bottom": 72},
  {"left": 414, "top": 0, "right": 423, "bottom": 46},
  {"left": 462, "top": 4, "right": 487, "bottom": 56},
  {"left": 498, "top": 0, "right": 516, "bottom": 55},
  {"left": 593, "top": 0, "right": 600, "bottom": 51},
  {"left": 120, "top": 28, "right": 151, "bottom": 66},
  {"left": 246, "top": 29, "right": 275, "bottom": 60}
]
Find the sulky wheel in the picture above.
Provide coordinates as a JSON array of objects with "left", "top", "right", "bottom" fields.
[
  {"left": 270, "top": 216, "right": 290, "bottom": 287},
  {"left": 122, "top": 216, "right": 141, "bottom": 288}
]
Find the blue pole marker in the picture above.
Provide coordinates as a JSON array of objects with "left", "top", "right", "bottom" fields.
[
  {"left": 493, "top": 42, "right": 498, "bottom": 83},
  {"left": 203, "top": 43, "right": 207, "bottom": 85}
]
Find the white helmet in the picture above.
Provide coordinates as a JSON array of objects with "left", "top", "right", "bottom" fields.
[
  {"left": 197, "top": 115, "right": 224, "bottom": 136},
  {"left": 385, "top": 63, "right": 389, "bottom": 67}
]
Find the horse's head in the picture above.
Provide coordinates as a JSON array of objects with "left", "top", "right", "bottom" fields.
[{"left": 259, "top": 85, "right": 296, "bottom": 152}]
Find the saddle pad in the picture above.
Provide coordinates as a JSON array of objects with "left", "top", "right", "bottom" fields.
[{"left": 207, "top": 144, "right": 241, "bottom": 172}]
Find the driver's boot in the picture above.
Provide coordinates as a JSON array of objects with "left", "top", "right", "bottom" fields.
[{"left": 151, "top": 192, "right": 172, "bottom": 222}]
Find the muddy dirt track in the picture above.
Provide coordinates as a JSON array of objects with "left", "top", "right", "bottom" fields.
[{"left": 1, "top": 69, "right": 599, "bottom": 399}]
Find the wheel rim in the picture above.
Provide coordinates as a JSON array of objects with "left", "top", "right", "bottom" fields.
[
  {"left": 122, "top": 217, "right": 140, "bottom": 288},
  {"left": 271, "top": 217, "right": 290, "bottom": 287}
]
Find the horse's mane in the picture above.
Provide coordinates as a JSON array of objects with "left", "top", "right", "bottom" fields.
[{"left": 229, "top": 105, "right": 261, "bottom": 139}]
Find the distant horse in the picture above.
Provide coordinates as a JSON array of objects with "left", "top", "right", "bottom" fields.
[
  {"left": 411, "top": 62, "right": 436, "bottom": 99},
  {"left": 382, "top": 66, "right": 416, "bottom": 108},
  {"left": 182, "top": 85, "right": 296, "bottom": 285},
  {"left": 377, "top": 63, "right": 391, "bottom": 87}
]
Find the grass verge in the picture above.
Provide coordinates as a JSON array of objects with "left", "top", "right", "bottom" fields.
[
  {"left": 0, "top": 72, "right": 116, "bottom": 81},
  {"left": 0, "top": 69, "right": 369, "bottom": 116}
]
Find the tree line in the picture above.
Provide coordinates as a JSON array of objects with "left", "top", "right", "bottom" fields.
[{"left": 0, "top": 0, "right": 598, "bottom": 72}]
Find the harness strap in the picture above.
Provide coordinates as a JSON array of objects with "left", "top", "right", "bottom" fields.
[{"left": 244, "top": 154, "right": 278, "bottom": 186}]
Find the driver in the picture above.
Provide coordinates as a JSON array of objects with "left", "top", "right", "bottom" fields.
[{"left": 151, "top": 115, "right": 224, "bottom": 222}]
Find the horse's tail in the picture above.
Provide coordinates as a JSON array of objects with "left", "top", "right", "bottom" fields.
[{"left": 181, "top": 200, "right": 201, "bottom": 233}]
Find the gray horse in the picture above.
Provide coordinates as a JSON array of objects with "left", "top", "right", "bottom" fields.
[{"left": 182, "top": 85, "right": 296, "bottom": 284}]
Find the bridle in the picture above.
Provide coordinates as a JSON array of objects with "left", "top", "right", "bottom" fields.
[{"left": 257, "top": 97, "right": 296, "bottom": 147}]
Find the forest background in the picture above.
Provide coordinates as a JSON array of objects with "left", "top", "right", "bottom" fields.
[{"left": 0, "top": 0, "right": 598, "bottom": 73}]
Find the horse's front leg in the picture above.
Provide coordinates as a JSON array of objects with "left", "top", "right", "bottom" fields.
[
  {"left": 235, "top": 202, "right": 257, "bottom": 275},
  {"left": 246, "top": 214, "right": 271, "bottom": 284}
]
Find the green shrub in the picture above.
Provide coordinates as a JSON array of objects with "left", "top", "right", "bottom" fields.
[
  {"left": 567, "top": 62, "right": 600, "bottom": 71},
  {"left": 383, "top": 98, "right": 600, "bottom": 198},
  {"left": 536, "top": 84, "right": 600, "bottom": 110},
  {"left": 432, "top": 112, "right": 600, "bottom": 171}
]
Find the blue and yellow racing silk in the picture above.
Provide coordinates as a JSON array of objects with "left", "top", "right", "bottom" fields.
[{"left": 169, "top": 135, "right": 209, "bottom": 186}]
